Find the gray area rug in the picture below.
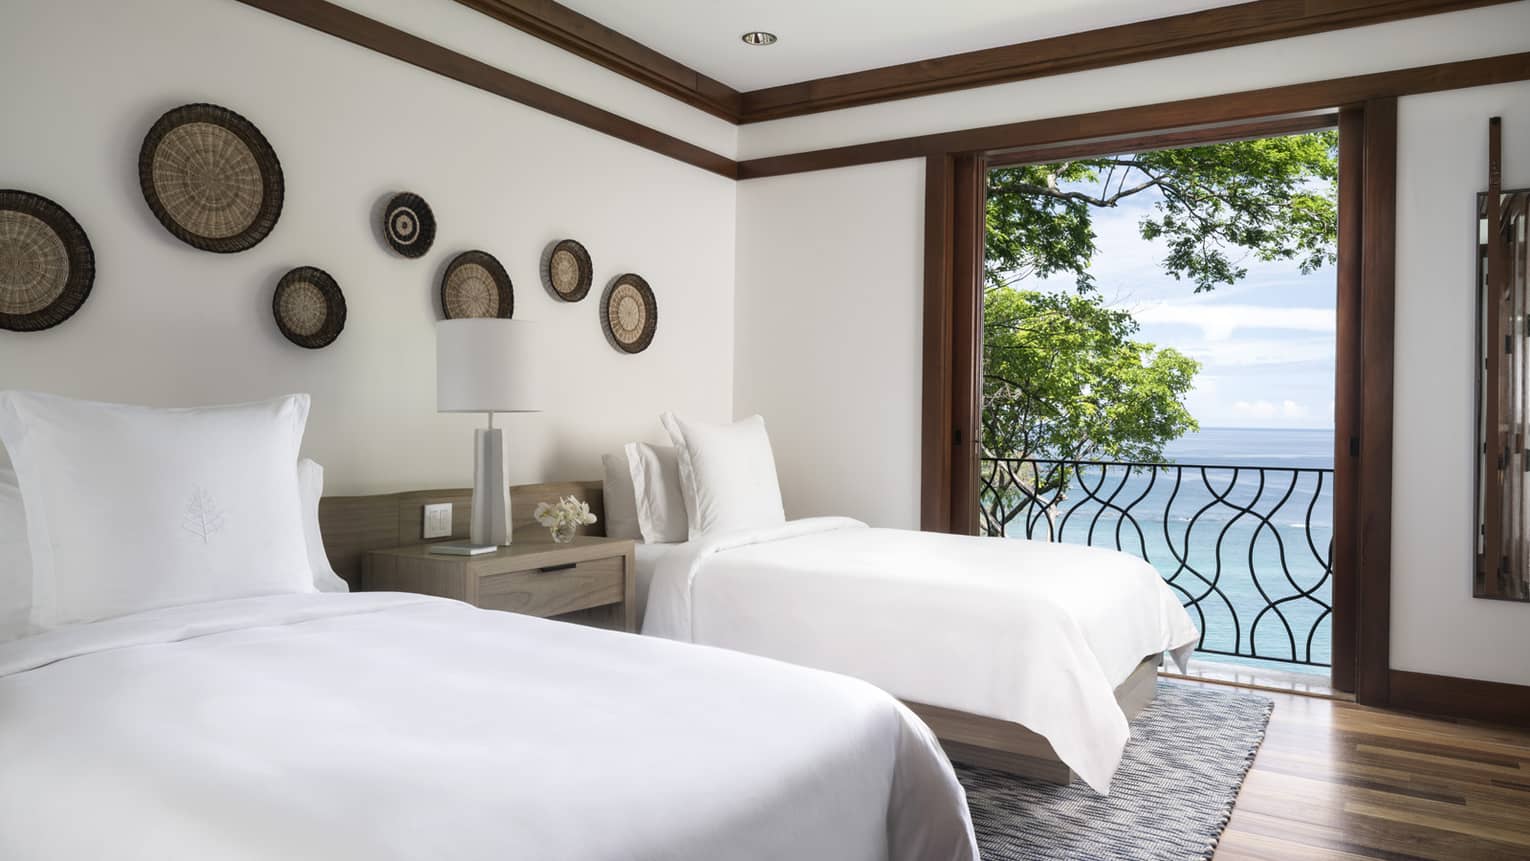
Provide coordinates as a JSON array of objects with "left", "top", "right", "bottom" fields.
[{"left": 958, "top": 682, "right": 1272, "bottom": 861}]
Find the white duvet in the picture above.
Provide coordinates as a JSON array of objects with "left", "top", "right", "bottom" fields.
[
  {"left": 0, "top": 591, "right": 976, "bottom": 861},
  {"left": 643, "top": 519, "right": 1200, "bottom": 793}
]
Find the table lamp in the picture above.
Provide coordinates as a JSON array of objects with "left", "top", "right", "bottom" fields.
[{"left": 435, "top": 318, "right": 540, "bottom": 552}]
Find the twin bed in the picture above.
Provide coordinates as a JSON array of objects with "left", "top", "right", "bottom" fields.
[{"left": 0, "top": 393, "right": 1200, "bottom": 859}]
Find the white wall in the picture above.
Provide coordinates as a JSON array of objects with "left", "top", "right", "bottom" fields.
[
  {"left": 0, "top": 0, "right": 736, "bottom": 495},
  {"left": 738, "top": 2, "right": 1530, "bottom": 159},
  {"left": 734, "top": 160, "right": 925, "bottom": 527},
  {"left": 1392, "top": 82, "right": 1530, "bottom": 687}
]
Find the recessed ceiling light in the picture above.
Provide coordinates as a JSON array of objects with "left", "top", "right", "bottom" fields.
[{"left": 740, "top": 31, "right": 777, "bottom": 46}]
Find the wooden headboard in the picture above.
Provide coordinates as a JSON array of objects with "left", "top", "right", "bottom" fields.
[{"left": 318, "top": 481, "right": 606, "bottom": 588}]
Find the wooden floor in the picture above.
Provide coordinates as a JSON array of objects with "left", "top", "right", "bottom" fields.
[{"left": 1199, "top": 680, "right": 1530, "bottom": 860}]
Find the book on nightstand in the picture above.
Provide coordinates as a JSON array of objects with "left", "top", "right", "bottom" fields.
[{"left": 427, "top": 542, "right": 498, "bottom": 556}]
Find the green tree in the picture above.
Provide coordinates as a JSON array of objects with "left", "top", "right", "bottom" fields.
[{"left": 982, "top": 132, "right": 1338, "bottom": 467}]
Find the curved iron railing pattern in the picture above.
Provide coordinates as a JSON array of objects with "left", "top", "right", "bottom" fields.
[{"left": 979, "top": 457, "right": 1334, "bottom": 667}]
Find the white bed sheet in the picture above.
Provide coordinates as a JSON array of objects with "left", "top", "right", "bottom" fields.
[
  {"left": 643, "top": 518, "right": 1200, "bottom": 794},
  {"left": 633, "top": 540, "right": 686, "bottom": 623},
  {"left": 0, "top": 591, "right": 976, "bottom": 861}
]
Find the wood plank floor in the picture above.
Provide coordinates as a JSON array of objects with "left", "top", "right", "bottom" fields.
[{"left": 1203, "top": 681, "right": 1530, "bottom": 860}]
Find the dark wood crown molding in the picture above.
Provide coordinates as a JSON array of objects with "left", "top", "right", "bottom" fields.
[
  {"left": 451, "top": 0, "right": 743, "bottom": 122},
  {"left": 231, "top": 0, "right": 737, "bottom": 178},
  {"left": 737, "top": 0, "right": 1518, "bottom": 123},
  {"left": 736, "top": 51, "right": 1530, "bottom": 179}
]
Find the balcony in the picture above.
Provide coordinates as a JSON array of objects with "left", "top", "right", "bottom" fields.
[{"left": 979, "top": 457, "right": 1334, "bottom": 672}]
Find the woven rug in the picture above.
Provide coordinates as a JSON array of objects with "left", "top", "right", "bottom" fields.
[{"left": 959, "top": 682, "right": 1272, "bottom": 861}]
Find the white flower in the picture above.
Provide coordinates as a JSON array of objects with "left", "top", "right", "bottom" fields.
[{"left": 534, "top": 496, "right": 600, "bottom": 529}]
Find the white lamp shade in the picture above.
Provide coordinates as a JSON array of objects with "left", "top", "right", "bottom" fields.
[{"left": 436, "top": 319, "right": 541, "bottom": 413}]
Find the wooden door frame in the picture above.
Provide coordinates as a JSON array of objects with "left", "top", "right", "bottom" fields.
[{"left": 920, "top": 106, "right": 1397, "bottom": 705}]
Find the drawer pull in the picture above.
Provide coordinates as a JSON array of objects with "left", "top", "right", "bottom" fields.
[{"left": 537, "top": 562, "right": 576, "bottom": 574}]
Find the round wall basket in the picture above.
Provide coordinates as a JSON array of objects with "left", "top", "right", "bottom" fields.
[
  {"left": 382, "top": 192, "right": 435, "bottom": 258},
  {"left": 0, "top": 190, "right": 95, "bottom": 332},
  {"left": 272, "top": 266, "right": 346, "bottom": 349},
  {"left": 601, "top": 273, "right": 656, "bottom": 354},
  {"left": 138, "top": 103, "right": 284, "bottom": 253},
  {"left": 441, "top": 250, "right": 513, "bottom": 319},
  {"left": 542, "top": 238, "right": 592, "bottom": 302}
]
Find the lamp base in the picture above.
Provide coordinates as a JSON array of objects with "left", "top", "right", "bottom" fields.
[{"left": 470, "top": 426, "right": 510, "bottom": 546}]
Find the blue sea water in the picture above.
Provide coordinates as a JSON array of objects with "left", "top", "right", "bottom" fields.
[{"left": 1011, "top": 427, "right": 1335, "bottom": 675}]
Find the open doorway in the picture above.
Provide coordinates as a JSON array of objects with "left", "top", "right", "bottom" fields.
[{"left": 976, "top": 123, "right": 1341, "bottom": 692}]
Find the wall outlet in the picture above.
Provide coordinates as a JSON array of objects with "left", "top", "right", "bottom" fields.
[{"left": 422, "top": 503, "right": 453, "bottom": 539}]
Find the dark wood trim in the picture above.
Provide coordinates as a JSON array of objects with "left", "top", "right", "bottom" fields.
[
  {"left": 229, "top": 0, "right": 737, "bottom": 178},
  {"left": 920, "top": 153, "right": 985, "bottom": 534},
  {"left": 1389, "top": 670, "right": 1530, "bottom": 727},
  {"left": 949, "top": 155, "right": 986, "bottom": 537},
  {"left": 737, "top": 0, "right": 1516, "bottom": 123},
  {"left": 1330, "top": 107, "right": 1365, "bottom": 695},
  {"left": 920, "top": 156, "right": 956, "bottom": 533},
  {"left": 986, "top": 113, "right": 1338, "bottom": 169},
  {"left": 1480, "top": 117, "right": 1506, "bottom": 598},
  {"left": 1356, "top": 97, "right": 1398, "bottom": 708},
  {"left": 736, "top": 51, "right": 1530, "bottom": 180},
  {"left": 450, "top": 0, "right": 742, "bottom": 121}
]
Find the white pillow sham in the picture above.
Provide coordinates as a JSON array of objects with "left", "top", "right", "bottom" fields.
[
  {"left": 660, "top": 413, "right": 785, "bottom": 539},
  {"left": 0, "top": 468, "right": 28, "bottom": 640},
  {"left": 297, "top": 458, "right": 349, "bottom": 593},
  {"left": 0, "top": 392, "right": 317, "bottom": 628},
  {"left": 625, "top": 442, "right": 688, "bottom": 543},
  {"left": 601, "top": 451, "right": 642, "bottom": 540}
]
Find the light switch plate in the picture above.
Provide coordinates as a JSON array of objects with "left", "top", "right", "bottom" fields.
[{"left": 422, "top": 503, "right": 453, "bottom": 539}]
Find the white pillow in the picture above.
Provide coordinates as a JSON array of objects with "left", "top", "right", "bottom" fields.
[
  {"left": 298, "top": 458, "right": 349, "bottom": 593},
  {"left": 0, "top": 459, "right": 342, "bottom": 638},
  {"left": 659, "top": 413, "right": 785, "bottom": 539},
  {"left": 625, "top": 442, "right": 688, "bottom": 543},
  {"left": 601, "top": 451, "right": 642, "bottom": 540},
  {"left": 0, "top": 392, "right": 317, "bottom": 628},
  {"left": 0, "top": 468, "right": 29, "bottom": 640}
]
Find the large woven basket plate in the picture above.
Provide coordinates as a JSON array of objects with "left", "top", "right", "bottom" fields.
[
  {"left": 139, "top": 103, "right": 283, "bottom": 253},
  {"left": 441, "top": 250, "right": 513, "bottom": 319},
  {"left": 382, "top": 192, "right": 435, "bottom": 258},
  {"left": 273, "top": 266, "right": 346, "bottom": 349},
  {"left": 0, "top": 190, "right": 95, "bottom": 332},
  {"left": 542, "top": 238, "right": 592, "bottom": 302},
  {"left": 601, "top": 273, "right": 656, "bottom": 353}
]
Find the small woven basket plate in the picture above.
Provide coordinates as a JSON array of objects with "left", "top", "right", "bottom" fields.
[
  {"left": 139, "top": 103, "right": 283, "bottom": 253},
  {"left": 441, "top": 250, "right": 513, "bottom": 319},
  {"left": 383, "top": 192, "right": 435, "bottom": 258},
  {"left": 273, "top": 266, "right": 345, "bottom": 348},
  {"left": 0, "top": 190, "right": 95, "bottom": 332},
  {"left": 542, "top": 238, "right": 592, "bottom": 301},
  {"left": 601, "top": 273, "right": 656, "bottom": 353}
]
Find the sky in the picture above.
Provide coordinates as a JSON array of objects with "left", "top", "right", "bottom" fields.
[{"left": 1025, "top": 182, "right": 1337, "bottom": 431}]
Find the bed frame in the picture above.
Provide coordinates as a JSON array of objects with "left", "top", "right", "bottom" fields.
[
  {"left": 904, "top": 655, "right": 1160, "bottom": 784},
  {"left": 318, "top": 481, "right": 1157, "bottom": 785}
]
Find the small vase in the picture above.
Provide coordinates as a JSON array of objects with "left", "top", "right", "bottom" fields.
[{"left": 551, "top": 522, "right": 577, "bottom": 544}]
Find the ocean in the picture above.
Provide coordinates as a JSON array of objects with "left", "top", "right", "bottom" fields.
[{"left": 1005, "top": 426, "right": 1335, "bottom": 674}]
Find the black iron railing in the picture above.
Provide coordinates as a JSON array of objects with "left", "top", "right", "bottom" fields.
[{"left": 979, "top": 457, "right": 1334, "bottom": 668}]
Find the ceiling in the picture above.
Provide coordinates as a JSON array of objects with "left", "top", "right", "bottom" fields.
[{"left": 554, "top": 0, "right": 1247, "bottom": 91}]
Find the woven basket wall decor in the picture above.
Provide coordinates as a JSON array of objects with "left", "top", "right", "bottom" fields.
[
  {"left": 139, "top": 103, "right": 284, "bottom": 253},
  {"left": 0, "top": 190, "right": 95, "bottom": 332},
  {"left": 542, "top": 238, "right": 592, "bottom": 302},
  {"left": 440, "top": 250, "right": 513, "bottom": 319},
  {"left": 272, "top": 266, "right": 346, "bottom": 349},
  {"left": 601, "top": 273, "right": 656, "bottom": 354},
  {"left": 382, "top": 192, "right": 435, "bottom": 258}
]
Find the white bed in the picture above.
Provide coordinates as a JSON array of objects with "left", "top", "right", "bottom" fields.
[
  {"left": 640, "top": 518, "right": 1200, "bottom": 793},
  {"left": 0, "top": 590, "right": 977, "bottom": 861}
]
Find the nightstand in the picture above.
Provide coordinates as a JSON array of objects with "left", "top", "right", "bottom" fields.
[{"left": 362, "top": 536, "right": 637, "bottom": 633}]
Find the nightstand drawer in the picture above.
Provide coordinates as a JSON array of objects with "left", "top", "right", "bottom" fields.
[{"left": 477, "top": 556, "right": 625, "bottom": 618}]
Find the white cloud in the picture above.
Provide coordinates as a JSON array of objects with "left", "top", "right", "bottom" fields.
[{"left": 1131, "top": 303, "right": 1335, "bottom": 341}]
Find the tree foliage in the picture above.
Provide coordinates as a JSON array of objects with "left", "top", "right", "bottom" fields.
[{"left": 980, "top": 132, "right": 1337, "bottom": 465}]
